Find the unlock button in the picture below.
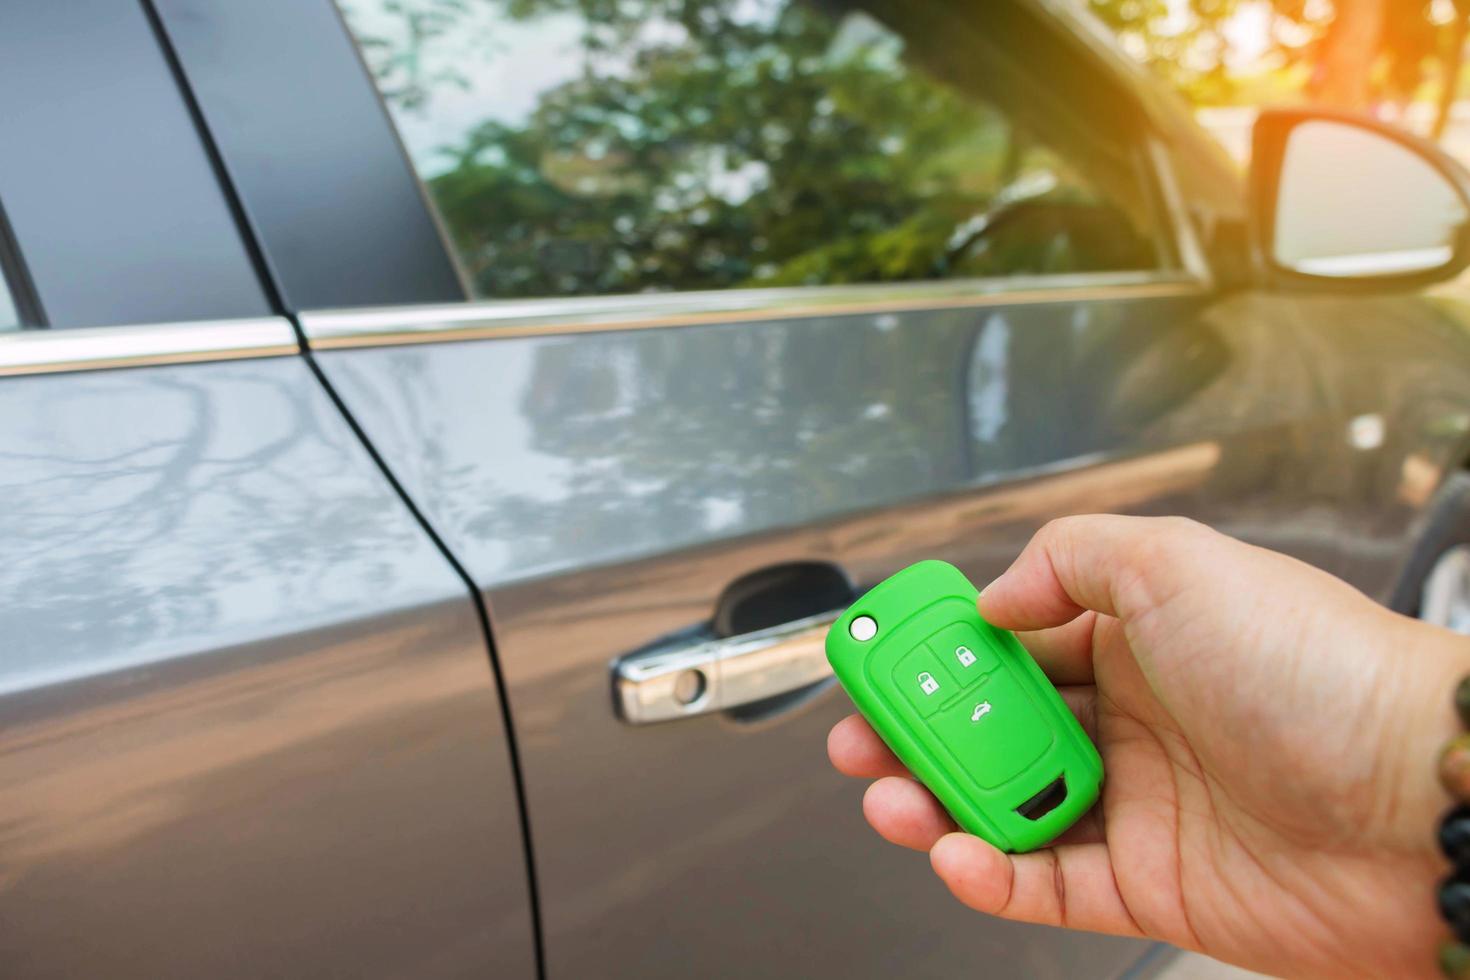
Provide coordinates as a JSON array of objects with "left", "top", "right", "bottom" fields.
[
  {"left": 891, "top": 646, "right": 949, "bottom": 718},
  {"left": 930, "top": 622, "right": 999, "bottom": 682}
]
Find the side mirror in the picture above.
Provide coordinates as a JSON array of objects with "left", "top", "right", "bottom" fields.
[{"left": 1250, "top": 109, "right": 1470, "bottom": 289}]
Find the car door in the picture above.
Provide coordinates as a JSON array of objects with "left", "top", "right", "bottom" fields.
[
  {"left": 166, "top": 0, "right": 1335, "bottom": 977},
  {"left": 0, "top": 3, "right": 535, "bottom": 976}
]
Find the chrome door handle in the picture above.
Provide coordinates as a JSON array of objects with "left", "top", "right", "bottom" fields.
[{"left": 613, "top": 610, "right": 840, "bottom": 724}]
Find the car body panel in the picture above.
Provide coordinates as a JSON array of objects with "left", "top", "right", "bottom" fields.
[
  {"left": 309, "top": 282, "right": 1369, "bottom": 977},
  {"left": 315, "top": 289, "right": 1225, "bottom": 586},
  {"left": 0, "top": 353, "right": 535, "bottom": 978},
  {"left": 1272, "top": 290, "right": 1470, "bottom": 595}
]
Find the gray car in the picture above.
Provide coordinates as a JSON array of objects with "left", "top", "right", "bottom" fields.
[{"left": 4, "top": 0, "right": 1470, "bottom": 977}]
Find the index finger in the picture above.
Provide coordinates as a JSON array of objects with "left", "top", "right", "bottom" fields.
[{"left": 977, "top": 514, "right": 1211, "bottom": 632}]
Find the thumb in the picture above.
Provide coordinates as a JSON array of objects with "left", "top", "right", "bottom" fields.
[{"left": 977, "top": 514, "right": 1208, "bottom": 632}]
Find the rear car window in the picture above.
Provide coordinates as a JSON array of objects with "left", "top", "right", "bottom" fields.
[
  {"left": 337, "top": 0, "right": 1175, "bottom": 300},
  {"left": 0, "top": 0, "right": 270, "bottom": 329}
]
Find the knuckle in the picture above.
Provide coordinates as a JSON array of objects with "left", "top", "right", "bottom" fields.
[
  {"left": 1035, "top": 514, "right": 1091, "bottom": 545},
  {"left": 1157, "top": 515, "right": 1209, "bottom": 538},
  {"left": 1128, "top": 516, "right": 1208, "bottom": 565},
  {"left": 1115, "top": 518, "right": 1217, "bottom": 615},
  {"left": 1033, "top": 515, "right": 1094, "bottom": 570},
  {"left": 1050, "top": 851, "right": 1069, "bottom": 927}
]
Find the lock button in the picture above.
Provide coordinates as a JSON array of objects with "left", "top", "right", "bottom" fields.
[
  {"left": 891, "top": 645, "right": 950, "bottom": 718},
  {"left": 931, "top": 622, "right": 999, "bottom": 683}
]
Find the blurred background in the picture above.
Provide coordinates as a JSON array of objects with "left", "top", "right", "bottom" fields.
[{"left": 1092, "top": 0, "right": 1470, "bottom": 164}]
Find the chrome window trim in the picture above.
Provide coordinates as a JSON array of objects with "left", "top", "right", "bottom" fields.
[
  {"left": 0, "top": 317, "right": 299, "bottom": 377},
  {"left": 301, "top": 272, "right": 1207, "bottom": 349}
]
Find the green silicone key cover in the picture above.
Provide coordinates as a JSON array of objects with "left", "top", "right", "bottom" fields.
[{"left": 826, "top": 560, "right": 1102, "bottom": 853}]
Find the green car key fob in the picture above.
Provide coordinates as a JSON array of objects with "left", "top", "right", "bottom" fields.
[{"left": 825, "top": 560, "right": 1102, "bottom": 853}]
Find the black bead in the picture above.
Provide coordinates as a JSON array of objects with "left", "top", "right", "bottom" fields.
[
  {"left": 1441, "top": 869, "right": 1470, "bottom": 945},
  {"left": 1444, "top": 807, "right": 1470, "bottom": 866}
]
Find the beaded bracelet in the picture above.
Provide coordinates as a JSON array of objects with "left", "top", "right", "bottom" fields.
[{"left": 1438, "top": 677, "right": 1470, "bottom": 977}]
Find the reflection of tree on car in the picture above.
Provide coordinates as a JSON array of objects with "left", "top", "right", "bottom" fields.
[{"left": 345, "top": 0, "right": 1168, "bottom": 299}]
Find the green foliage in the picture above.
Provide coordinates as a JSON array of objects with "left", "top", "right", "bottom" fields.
[
  {"left": 1087, "top": 0, "right": 1249, "bottom": 104},
  {"left": 350, "top": 0, "right": 475, "bottom": 110}
]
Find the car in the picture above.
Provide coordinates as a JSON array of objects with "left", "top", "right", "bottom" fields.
[{"left": 4, "top": 0, "right": 1470, "bottom": 977}]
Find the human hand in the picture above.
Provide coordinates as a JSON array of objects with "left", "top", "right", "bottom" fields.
[{"left": 828, "top": 516, "right": 1470, "bottom": 979}]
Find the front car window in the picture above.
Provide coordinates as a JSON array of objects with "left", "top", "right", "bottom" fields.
[{"left": 340, "top": 0, "right": 1174, "bottom": 299}]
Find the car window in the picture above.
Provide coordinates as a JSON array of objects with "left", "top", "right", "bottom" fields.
[
  {"left": 339, "top": 0, "right": 1175, "bottom": 300},
  {"left": 0, "top": 0, "right": 271, "bottom": 329}
]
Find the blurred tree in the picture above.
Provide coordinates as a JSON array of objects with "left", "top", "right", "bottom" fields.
[
  {"left": 1309, "top": 0, "right": 1385, "bottom": 109},
  {"left": 1433, "top": 0, "right": 1470, "bottom": 138},
  {"left": 349, "top": 0, "right": 474, "bottom": 111},
  {"left": 1089, "top": 0, "right": 1469, "bottom": 136},
  {"left": 1086, "top": 0, "right": 1242, "bottom": 104}
]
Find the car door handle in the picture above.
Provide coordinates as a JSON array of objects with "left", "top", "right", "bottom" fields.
[{"left": 613, "top": 609, "right": 841, "bottom": 724}]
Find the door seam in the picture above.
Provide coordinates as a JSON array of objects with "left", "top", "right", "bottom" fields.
[
  {"left": 294, "top": 339, "right": 547, "bottom": 979},
  {"left": 142, "top": 1, "right": 545, "bottom": 971}
]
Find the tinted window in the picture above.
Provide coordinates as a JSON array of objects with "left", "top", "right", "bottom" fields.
[
  {"left": 340, "top": 0, "right": 1174, "bottom": 300},
  {"left": 0, "top": 0, "right": 270, "bottom": 328}
]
